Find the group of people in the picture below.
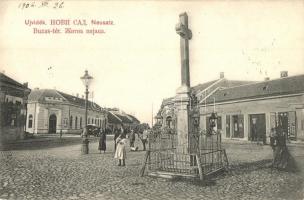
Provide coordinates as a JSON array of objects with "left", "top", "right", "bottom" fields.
[{"left": 97, "top": 126, "right": 150, "bottom": 167}]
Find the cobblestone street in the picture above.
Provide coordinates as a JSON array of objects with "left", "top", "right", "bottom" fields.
[{"left": 0, "top": 136, "right": 303, "bottom": 200}]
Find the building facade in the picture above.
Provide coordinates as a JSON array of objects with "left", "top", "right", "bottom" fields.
[
  {"left": 26, "top": 89, "right": 106, "bottom": 134},
  {"left": 156, "top": 72, "right": 304, "bottom": 142},
  {"left": 0, "top": 73, "right": 31, "bottom": 143},
  {"left": 105, "top": 108, "right": 140, "bottom": 133}
]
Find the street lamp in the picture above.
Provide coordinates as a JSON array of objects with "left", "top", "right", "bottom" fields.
[{"left": 80, "top": 70, "right": 93, "bottom": 154}]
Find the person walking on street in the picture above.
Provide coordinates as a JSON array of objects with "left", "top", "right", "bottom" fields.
[
  {"left": 98, "top": 129, "right": 106, "bottom": 153},
  {"left": 114, "top": 133, "right": 127, "bottom": 166},
  {"left": 114, "top": 128, "right": 120, "bottom": 151},
  {"left": 141, "top": 128, "right": 149, "bottom": 151},
  {"left": 129, "top": 129, "right": 135, "bottom": 148}
]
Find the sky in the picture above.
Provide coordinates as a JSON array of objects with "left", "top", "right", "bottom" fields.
[{"left": 1, "top": 0, "right": 304, "bottom": 125}]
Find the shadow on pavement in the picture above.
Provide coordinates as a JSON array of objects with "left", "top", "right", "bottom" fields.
[
  {"left": 0, "top": 137, "right": 99, "bottom": 151},
  {"left": 228, "top": 156, "right": 300, "bottom": 175}
]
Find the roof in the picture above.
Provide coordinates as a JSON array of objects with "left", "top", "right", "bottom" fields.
[
  {"left": 162, "top": 97, "right": 174, "bottom": 106},
  {"left": 160, "top": 78, "right": 255, "bottom": 106},
  {"left": 0, "top": 72, "right": 28, "bottom": 89},
  {"left": 107, "top": 111, "right": 122, "bottom": 124},
  {"left": 28, "top": 89, "right": 102, "bottom": 111},
  {"left": 193, "top": 78, "right": 257, "bottom": 94},
  {"left": 28, "top": 89, "right": 66, "bottom": 102},
  {"left": 206, "top": 74, "right": 304, "bottom": 104},
  {"left": 58, "top": 91, "right": 102, "bottom": 111},
  {"left": 115, "top": 113, "right": 133, "bottom": 124},
  {"left": 127, "top": 114, "right": 140, "bottom": 124},
  {"left": 191, "top": 79, "right": 220, "bottom": 94}
]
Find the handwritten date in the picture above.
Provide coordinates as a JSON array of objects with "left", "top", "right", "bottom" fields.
[{"left": 18, "top": 1, "right": 64, "bottom": 9}]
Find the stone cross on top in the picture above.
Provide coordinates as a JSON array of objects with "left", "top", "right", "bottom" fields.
[{"left": 175, "top": 12, "right": 192, "bottom": 88}]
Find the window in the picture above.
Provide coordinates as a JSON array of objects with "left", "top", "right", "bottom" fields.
[
  {"left": 166, "top": 116, "right": 172, "bottom": 128},
  {"left": 28, "top": 115, "right": 33, "bottom": 128},
  {"left": 75, "top": 116, "right": 78, "bottom": 129},
  {"left": 80, "top": 117, "right": 82, "bottom": 128},
  {"left": 88, "top": 118, "right": 90, "bottom": 124},
  {"left": 63, "top": 118, "right": 68, "bottom": 127},
  {"left": 70, "top": 116, "right": 73, "bottom": 129},
  {"left": 217, "top": 116, "right": 222, "bottom": 130},
  {"left": 232, "top": 115, "right": 244, "bottom": 138}
]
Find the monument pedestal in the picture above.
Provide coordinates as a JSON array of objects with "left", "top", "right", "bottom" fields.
[{"left": 174, "top": 85, "right": 190, "bottom": 155}]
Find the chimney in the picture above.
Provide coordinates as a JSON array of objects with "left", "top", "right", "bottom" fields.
[
  {"left": 264, "top": 77, "right": 270, "bottom": 81},
  {"left": 280, "top": 71, "right": 288, "bottom": 78},
  {"left": 23, "top": 82, "right": 28, "bottom": 88},
  {"left": 220, "top": 72, "right": 224, "bottom": 79}
]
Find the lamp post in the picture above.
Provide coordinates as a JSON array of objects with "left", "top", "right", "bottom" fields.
[{"left": 80, "top": 70, "right": 93, "bottom": 154}]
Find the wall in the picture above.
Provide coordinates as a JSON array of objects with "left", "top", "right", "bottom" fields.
[
  {"left": 26, "top": 102, "right": 106, "bottom": 134},
  {"left": 199, "top": 94, "right": 304, "bottom": 141}
]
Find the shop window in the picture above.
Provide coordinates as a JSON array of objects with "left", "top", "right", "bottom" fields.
[{"left": 232, "top": 114, "right": 244, "bottom": 138}]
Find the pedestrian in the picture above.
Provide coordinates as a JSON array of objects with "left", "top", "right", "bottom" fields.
[
  {"left": 129, "top": 129, "right": 135, "bottom": 148},
  {"left": 272, "top": 121, "right": 293, "bottom": 171},
  {"left": 114, "top": 127, "right": 123, "bottom": 151},
  {"left": 81, "top": 127, "right": 87, "bottom": 138},
  {"left": 269, "top": 127, "right": 276, "bottom": 149},
  {"left": 114, "top": 133, "right": 127, "bottom": 166},
  {"left": 141, "top": 128, "right": 149, "bottom": 151},
  {"left": 98, "top": 129, "right": 106, "bottom": 153}
]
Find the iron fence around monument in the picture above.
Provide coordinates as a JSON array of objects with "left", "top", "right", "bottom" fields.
[{"left": 141, "top": 130, "right": 229, "bottom": 179}]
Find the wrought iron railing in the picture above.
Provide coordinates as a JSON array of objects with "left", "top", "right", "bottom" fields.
[{"left": 141, "top": 130, "right": 229, "bottom": 179}]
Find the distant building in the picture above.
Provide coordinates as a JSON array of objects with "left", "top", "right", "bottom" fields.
[
  {"left": 0, "top": 73, "right": 30, "bottom": 144},
  {"left": 105, "top": 108, "right": 140, "bottom": 132},
  {"left": 156, "top": 72, "right": 304, "bottom": 142},
  {"left": 26, "top": 89, "right": 106, "bottom": 134}
]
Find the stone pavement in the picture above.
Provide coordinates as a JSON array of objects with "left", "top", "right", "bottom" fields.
[{"left": 0, "top": 136, "right": 303, "bottom": 200}]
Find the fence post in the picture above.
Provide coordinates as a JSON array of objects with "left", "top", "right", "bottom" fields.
[
  {"left": 195, "top": 154, "right": 204, "bottom": 181},
  {"left": 140, "top": 150, "right": 150, "bottom": 177}
]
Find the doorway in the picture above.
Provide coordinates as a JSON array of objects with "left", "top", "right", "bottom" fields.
[
  {"left": 49, "top": 114, "right": 57, "bottom": 133},
  {"left": 249, "top": 114, "right": 266, "bottom": 143}
]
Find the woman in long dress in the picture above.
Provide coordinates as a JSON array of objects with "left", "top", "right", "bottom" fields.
[
  {"left": 273, "top": 123, "right": 294, "bottom": 171},
  {"left": 114, "top": 133, "right": 127, "bottom": 166},
  {"left": 98, "top": 130, "right": 106, "bottom": 153}
]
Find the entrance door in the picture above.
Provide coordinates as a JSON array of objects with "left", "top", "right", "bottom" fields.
[
  {"left": 49, "top": 114, "right": 57, "bottom": 133},
  {"left": 249, "top": 114, "right": 266, "bottom": 143}
]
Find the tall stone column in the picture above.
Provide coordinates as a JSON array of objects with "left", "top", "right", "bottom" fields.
[{"left": 174, "top": 12, "right": 192, "bottom": 155}]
